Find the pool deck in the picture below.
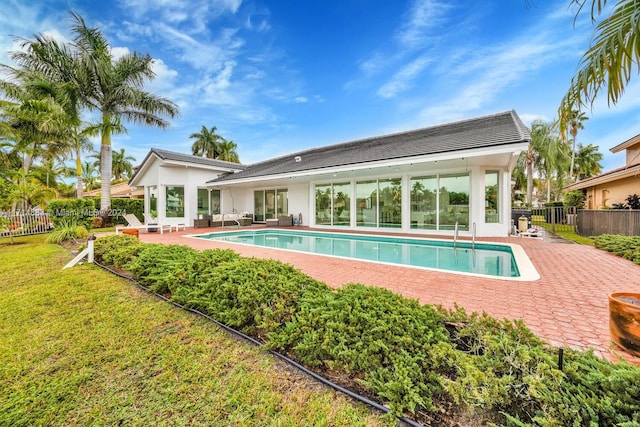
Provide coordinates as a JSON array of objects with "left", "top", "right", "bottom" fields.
[{"left": 134, "top": 225, "right": 640, "bottom": 364}]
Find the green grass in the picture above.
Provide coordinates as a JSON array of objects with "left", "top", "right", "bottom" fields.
[
  {"left": 0, "top": 235, "right": 391, "bottom": 426},
  {"left": 553, "top": 229, "right": 596, "bottom": 246}
]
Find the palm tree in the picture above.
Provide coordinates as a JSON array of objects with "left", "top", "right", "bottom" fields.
[
  {"left": 190, "top": 125, "right": 222, "bottom": 159},
  {"left": 573, "top": 143, "right": 603, "bottom": 181},
  {"left": 82, "top": 160, "right": 98, "bottom": 190},
  {"left": 568, "top": 109, "right": 588, "bottom": 181},
  {"left": 111, "top": 148, "right": 136, "bottom": 180},
  {"left": 5, "top": 31, "right": 98, "bottom": 198},
  {"left": 71, "top": 12, "right": 178, "bottom": 211},
  {"left": 10, "top": 12, "right": 179, "bottom": 211},
  {"left": 559, "top": 0, "right": 640, "bottom": 134},
  {"left": 217, "top": 137, "right": 240, "bottom": 163},
  {"left": 0, "top": 84, "right": 64, "bottom": 174},
  {"left": 548, "top": 137, "right": 571, "bottom": 201},
  {"left": 526, "top": 120, "right": 549, "bottom": 205},
  {"left": 527, "top": 120, "right": 569, "bottom": 203}
]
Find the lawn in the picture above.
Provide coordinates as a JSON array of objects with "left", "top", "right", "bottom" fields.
[{"left": 0, "top": 235, "right": 391, "bottom": 426}]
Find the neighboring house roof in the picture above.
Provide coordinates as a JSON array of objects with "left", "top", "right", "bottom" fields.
[
  {"left": 83, "top": 181, "right": 144, "bottom": 198},
  {"left": 564, "top": 162, "right": 640, "bottom": 191},
  {"left": 208, "top": 110, "right": 530, "bottom": 184},
  {"left": 610, "top": 133, "right": 640, "bottom": 153},
  {"left": 129, "top": 148, "right": 246, "bottom": 186}
]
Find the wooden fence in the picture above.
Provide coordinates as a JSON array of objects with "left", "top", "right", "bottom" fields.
[
  {"left": 0, "top": 210, "right": 53, "bottom": 238},
  {"left": 577, "top": 209, "right": 640, "bottom": 237}
]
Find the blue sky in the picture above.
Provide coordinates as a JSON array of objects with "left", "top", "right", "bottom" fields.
[{"left": 2, "top": 0, "right": 640, "bottom": 172}]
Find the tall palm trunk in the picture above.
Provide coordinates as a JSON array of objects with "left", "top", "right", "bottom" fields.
[
  {"left": 526, "top": 157, "right": 533, "bottom": 205},
  {"left": 99, "top": 123, "right": 112, "bottom": 212},
  {"left": 75, "top": 146, "right": 83, "bottom": 198},
  {"left": 569, "top": 135, "right": 577, "bottom": 181}
]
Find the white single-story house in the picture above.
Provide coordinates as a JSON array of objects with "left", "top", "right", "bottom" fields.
[{"left": 129, "top": 110, "right": 531, "bottom": 237}]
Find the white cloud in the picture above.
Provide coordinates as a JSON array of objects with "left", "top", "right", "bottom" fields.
[
  {"left": 395, "top": 0, "right": 451, "bottom": 48},
  {"left": 294, "top": 96, "right": 307, "bottom": 103},
  {"left": 120, "top": 0, "right": 242, "bottom": 33},
  {"left": 377, "top": 56, "right": 431, "bottom": 99},
  {"left": 110, "top": 46, "right": 130, "bottom": 61}
]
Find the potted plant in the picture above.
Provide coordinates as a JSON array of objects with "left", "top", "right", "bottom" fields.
[{"left": 609, "top": 292, "right": 640, "bottom": 356}]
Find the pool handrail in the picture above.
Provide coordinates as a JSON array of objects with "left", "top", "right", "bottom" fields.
[
  {"left": 453, "top": 221, "right": 459, "bottom": 249},
  {"left": 472, "top": 222, "right": 476, "bottom": 250}
]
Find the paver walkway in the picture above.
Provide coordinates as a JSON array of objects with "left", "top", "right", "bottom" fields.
[{"left": 136, "top": 226, "right": 640, "bottom": 364}]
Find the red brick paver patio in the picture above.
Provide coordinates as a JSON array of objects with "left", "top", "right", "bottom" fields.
[{"left": 136, "top": 226, "right": 640, "bottom": 363}]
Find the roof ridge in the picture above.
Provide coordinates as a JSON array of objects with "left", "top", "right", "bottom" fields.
[
  {"left": 150, "top": 147, "right": 245, "bottom": 167},
  {"left": 243, "top": 110, "right": 520, "bottom": 168}
]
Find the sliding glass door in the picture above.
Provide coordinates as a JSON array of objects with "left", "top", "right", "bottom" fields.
[{"left": 253, "top": 189, "right": 288, "bottom": 222}]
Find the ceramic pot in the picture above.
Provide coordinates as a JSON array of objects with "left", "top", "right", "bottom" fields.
[{"left": 609, "top": 292, "right": 640, "bottom": 357}]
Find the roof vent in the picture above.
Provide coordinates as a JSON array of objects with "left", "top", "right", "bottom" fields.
[{"left": 294, "top": 156, "right": 302, "bottom": 163}]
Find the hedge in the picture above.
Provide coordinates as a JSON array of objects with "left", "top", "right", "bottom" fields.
[{"left": 95, "top": 235, "right": 640, "bottom": 426}]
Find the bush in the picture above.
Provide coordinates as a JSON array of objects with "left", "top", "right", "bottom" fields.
[
  {"left": 127, "top": 244, "right": 199, "bottom": 293},
  {"left": 92, "top": 236, "right": 640, "bottom": 425},
  {"left": 563, "top": 190, "right": 585, "bottom": 208},
  {"left": 612, "top": 194, "right": 640, "bottom": 210},
  {"left": 167, "top": 248, "right": 240, "bottom": 297},
  {"left": 110, "top": 198, "right": 144, "bottom": 225},
  {"left": 440, "top": 308, "right": 560, "bottom": 420},
  {"left": 44, "top": 216, "right": 89, "bottom": 244},
  {"left": 594, "top": 234, "right": 640, "bottom": 264},
  {"left": 177, "top": 258, "right": 330, "bottom": 339},
  {"left": 93, "top": 234, "right": 145, "bottom": 268},
  {"left": 268, "top": 283, "right": 450, "bottom": 415},
  {"left": 48, "top": 199, "right": 96, "bottom": 229}
]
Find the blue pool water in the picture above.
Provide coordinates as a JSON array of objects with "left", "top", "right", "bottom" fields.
[{"left": 195, "top": 229, "right": 523, "bottom": 278}]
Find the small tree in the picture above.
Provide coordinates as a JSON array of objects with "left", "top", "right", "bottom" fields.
[{"left": 563, "top": 190, "right": 585, "bottom": 208}]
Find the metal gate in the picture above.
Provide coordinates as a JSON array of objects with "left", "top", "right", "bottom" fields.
[{"left": 0, "top": 210, "right": 54, "bottom": 238}]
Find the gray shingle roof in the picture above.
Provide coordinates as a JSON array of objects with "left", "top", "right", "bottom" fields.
[
  {"left": 129, "top": 148, "right": 245, "bottom": 184},
  {"left": 209, "top": 110, "right": 530, "bottom": 184},
  {"left": 148, "top": 148, "right": 246, "bottom": 169}
]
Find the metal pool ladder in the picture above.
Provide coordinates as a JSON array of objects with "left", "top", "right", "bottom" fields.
[
  {"left": 453, "top": 222, "right": 459, "bottom": 248},
  {"left": 472, "top": 222, "right": 476, "bottom": 250}
]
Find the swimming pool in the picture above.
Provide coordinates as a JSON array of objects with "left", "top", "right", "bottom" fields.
[{"left": 192, "top": 229, "right": 539, "bottom": 281}]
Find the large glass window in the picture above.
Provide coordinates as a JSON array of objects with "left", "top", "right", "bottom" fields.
[
  {"left": 165, "top": 186, "right": 184, "bottom": 218},
  {"left": 355, "top": 179, "right": 401, "bottom": 229},
  {"left": 439, "top": 174, "right": 469, "bottom": 231},
  {"left": 314, "top": 183, "right": 351, "bottom": 226},
  {"left": 197, "top": 188, "right": 209, "bottom": 216},
  {"left": 378, "top": 178, "right": 402, "bottom": 228},
  {"left": 410, "top": 176, "right": 437, "bottom": 230},
  {"left": 315, "top": 184, "right": 332, "bottom": 225},
  {"left": 356, "top": 181, "right": 377, "bottom": 227},
  {"left": 265, "top": 190, "right": 276, "bottom": 219},
  {"left": 409, "top": 173, "right": 469, "bottom": 231},
  {"left": 333, "top": 183, "right": 350, "bottom": 226},
  {"left": 276, "top": 189, "right": 288, "bottom": 216},
  {"left": 211, "top": 190, "right": 220, "bottom": 214},
  {"left": 485, "top": 171, "right": 499, "bottom": 223},
  {"left": 254, "top": 191, "right": 264, "bottom": 221},
  {"left": 149, "top": 186, "right": 158, "bottom": 218}
]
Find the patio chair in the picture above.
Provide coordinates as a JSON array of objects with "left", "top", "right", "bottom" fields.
[
  {"left": 144, "top": 212, "right": 186, "bottom": 232},
  {"left": 116, "top": 213, "right": 170, "bottom": 234}
]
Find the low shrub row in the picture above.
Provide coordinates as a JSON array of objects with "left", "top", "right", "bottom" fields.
[
  {"left": 94, "top": 235, "right": 640, "bottom": 426},
  {"left": 594, "top": 234, "right": 640, "bottom": 264}
]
